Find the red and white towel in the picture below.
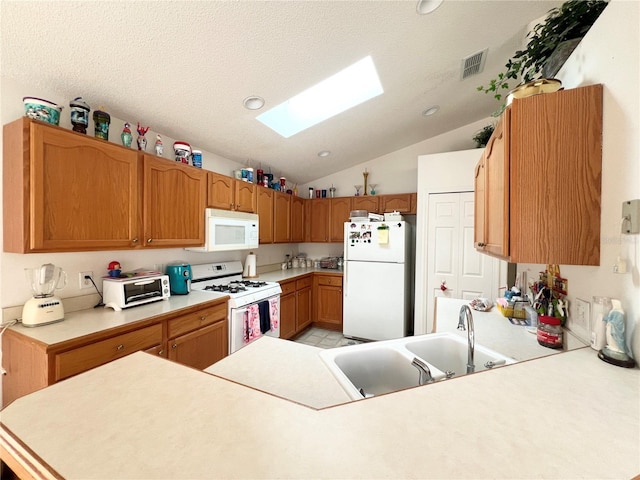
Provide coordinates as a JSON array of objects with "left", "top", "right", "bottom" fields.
[
  {"left": 243, "top": 304, "right": 262, "bottom": 344},
  {"left": 269, "top": 297, "right": 279, "bottom": 330}
]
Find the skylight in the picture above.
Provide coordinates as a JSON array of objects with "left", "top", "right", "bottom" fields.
[{"left": 257, "top": 56, "right": 384, "bottom": 138}]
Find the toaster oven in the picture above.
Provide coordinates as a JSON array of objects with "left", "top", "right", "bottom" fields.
[{"left": 103, "top": 275, "right": 170, "bottom": 311}]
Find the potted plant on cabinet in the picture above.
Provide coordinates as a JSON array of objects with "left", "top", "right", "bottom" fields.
[
  {"left": 472, "top": 124, "right": 495, "bottom": 148},
  {"left": 477, "top": 0, "right": 608, "bottom": 109}
]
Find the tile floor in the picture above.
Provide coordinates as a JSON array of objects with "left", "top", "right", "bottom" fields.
[{"left": 293, "top": 327, "right": 364, "bottom": 349}]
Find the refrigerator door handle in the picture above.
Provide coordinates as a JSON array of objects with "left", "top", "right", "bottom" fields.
[{"left": 343, "top": 260, "right": 348, "bottom": 298}]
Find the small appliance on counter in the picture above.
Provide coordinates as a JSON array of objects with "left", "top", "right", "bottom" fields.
[
  {"left": 166, "top": 262, "right": 192, "bottom": 295},
  {"left": 103, "top": 274, "right": 170, "bottom": 311},
  {"left": 21, "top": 263, "right": 67, "bottom": 327}
]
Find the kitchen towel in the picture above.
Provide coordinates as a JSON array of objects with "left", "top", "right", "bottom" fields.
[
  {"left": 244, "top": 304, "right": 262, "bottom": 343},
  {"left": 258, "top": 300, "right": 271, "bottom": 334},
  {"left": 269, "top": 297, "right": 279, "bottom": 330}
]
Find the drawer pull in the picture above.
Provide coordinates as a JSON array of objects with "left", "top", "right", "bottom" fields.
[
  {"left": 158, "top": 349, "right": 164, "bottom": 356},
  {"left": 200, "top": 315, "right": 207, "bottom": 321},
  {"left": 132, "top": 237, "right": 139, "bottom": 244},
  {"left": 172, "top": 343, "right": 178, "bottom": 349},
  {"left": 147, "top": 238, "right": 153, "bottom": 244},
  {"left": 477, "top": 242, "right": 486, "bottom": 247},
  {"left": 116, "top": 344, "right": 124, "bottom": 351}
]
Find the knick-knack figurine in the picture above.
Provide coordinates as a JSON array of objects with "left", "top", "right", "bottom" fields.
[
  {"left": 69, "top": 97, "right": 90, "bottom": 134},
  {"left": 93, "top": 106, "right": 110, "bottom": 140},
  {"left": 121, "top": 122, "right": 133, "bottom": 148},
  {"left": 136, "top": 122, "right": 150, "bottom": 151},
  {"left": 155, "top": 134, "right": 163, "bottom": 157}
]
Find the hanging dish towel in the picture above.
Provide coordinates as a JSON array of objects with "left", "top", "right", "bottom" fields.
[
  {"left": 258, "top": 300, "right": 271, "bottom": 334},
  {"left": 269, "top": 297, "right": 279, "bottom": 329},
  {"left": 245, "top": 304, "right": 262, "bottom": 343}
]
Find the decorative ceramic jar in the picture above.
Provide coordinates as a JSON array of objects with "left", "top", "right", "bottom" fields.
[
  {"left": 23, "top": 97, "right": 62, "bottom": 126},
  {"left": 136, "top": 123, "right": 150, "bottom": 151},
  {"left": 121, "top": 122, "right": 133, "bottom": 147},
  {"left": 93, "top": 107, "right": 110, "bottom": 140},
  {"left": 173, "top": 141, "right": 191, "bottom": 164},
  {"left": 69, "top": 97, "right": 90, "bottom": 133}
]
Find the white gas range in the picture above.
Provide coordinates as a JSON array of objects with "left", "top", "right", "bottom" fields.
[{"left": 191, "top": 261, "right": 282, "bottom": 354}]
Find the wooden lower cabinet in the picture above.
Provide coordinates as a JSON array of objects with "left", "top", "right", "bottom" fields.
[
  {"left": 278, "top": 275, "right": 312, "bottom": 339},
  {"left": 166, "top": 301, "right": 228, "bottom": 369},
  {"left": 1, "top": 300, "right": 228, "bottom": 405},
  {"left": 313, "top": 274, "right": 343, "bottom": 331}
]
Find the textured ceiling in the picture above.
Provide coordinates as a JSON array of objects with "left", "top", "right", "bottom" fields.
[{"left": 1, "top": 0, "right": 563, "bottom": 184}]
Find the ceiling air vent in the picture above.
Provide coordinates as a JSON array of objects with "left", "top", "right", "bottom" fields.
[{"left": 460, "top": 48, "right": 488, "bottom": 80}]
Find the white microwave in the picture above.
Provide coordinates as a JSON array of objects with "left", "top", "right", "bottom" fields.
[{"left": 187, "top": 208, "right": 259, "bottom": 252}]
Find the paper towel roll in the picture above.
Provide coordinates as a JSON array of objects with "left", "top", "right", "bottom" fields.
[{"left": 243, "top": 253, "right": 257, "bottom": 278}]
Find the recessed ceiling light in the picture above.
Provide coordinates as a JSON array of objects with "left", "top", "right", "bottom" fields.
[
  {"left": 416, "top": 0, "right": 444, "bottom": 15},
  {"left": 422, "top": 106, "right": 440, "bottom": 117},
  {"left": 318, "top": 150, "right": 331, "bottom": 158},
  {"left": 257, "top": 56, "right": 384, "bottom": 138},
  {"left": 243, "top": 96, "right": 265, "bottom": 110}
]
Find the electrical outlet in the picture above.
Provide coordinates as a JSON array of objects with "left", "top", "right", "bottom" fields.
[{"left": 79, "top": 271, "right": 93, "bottom": 289}]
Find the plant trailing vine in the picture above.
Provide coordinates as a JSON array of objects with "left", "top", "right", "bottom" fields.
[{"left": 477, "top": 0, "right": 608, "bottom": 105}]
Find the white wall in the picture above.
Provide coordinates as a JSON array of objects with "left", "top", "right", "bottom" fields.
[
  {"left": 0, "top": 77, "right": 301, "bottom": 310},
  {"left": 516, "top": 0, "right": 640, "bottom": 360}
]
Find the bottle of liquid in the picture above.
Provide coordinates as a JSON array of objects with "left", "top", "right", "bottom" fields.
[{"left": 591, "top": 297, "right": 611, "bottom": 350}]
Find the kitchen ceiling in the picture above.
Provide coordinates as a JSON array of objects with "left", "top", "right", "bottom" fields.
[{"left": 1, "top": 0, "right": 563, "bottom": 185}]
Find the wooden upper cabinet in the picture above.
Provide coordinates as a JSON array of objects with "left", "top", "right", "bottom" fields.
[
  {"left": 256, "top": 187, "right": 274, "bottom": 244},
  {"left": 207, "top": 172, "right": 255, "bottom": 213},
  {"left": 309, "top": 198, "right": 331, "bottom": 242},
  {"left": 290, "top": 196, "right": 305, "bottom": 243},
  {"left": 273, "top": 191, "right": 291, "bottom": 243},
  {"left": 380, "top": 194, "right": 413, "bottom": 214},
  {"left": 329, "top": 197, "right": 351, "bottom": 243},
  {"left": 142, "top": 155, "right": 207, "bottom": 248},
  {"left": 3, "top": 118, "right": 139, "bottom": 252},
  {"left": 352, "top": 195, "right": 379, "bottom": 214},
  {"left": 475, "top": 84, "right": 603, "bottom": 265},
  {"left": 474, "top": 153, "right": 487, "bottom": 251}
]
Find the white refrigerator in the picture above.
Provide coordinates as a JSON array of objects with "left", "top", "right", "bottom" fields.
[{"left": 343, "top": 220, "right": 411, "bottom": 341}]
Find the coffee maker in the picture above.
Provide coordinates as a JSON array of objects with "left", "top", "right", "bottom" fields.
[{"left": 22, "top": 264, "right": 67, "bottom": 327}]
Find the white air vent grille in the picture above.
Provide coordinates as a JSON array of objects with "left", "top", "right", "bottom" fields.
[{"left": 460, "top": 48, "right": 488, "bottom": 80}]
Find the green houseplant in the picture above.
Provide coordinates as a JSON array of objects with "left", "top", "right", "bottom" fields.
[
  {"left": 472, "top": 124, "right": 495, "bottom": 148},
  {"left": 477, "top": 0, "right": 608, "bottom": 104}
]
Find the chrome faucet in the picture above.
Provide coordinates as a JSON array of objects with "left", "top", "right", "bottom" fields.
[
  {"left": 457, "top": 305, "right": 475, "bottom": 374},
  {"left": 411, "top": 357, "right": 434, "bottom": 385}
]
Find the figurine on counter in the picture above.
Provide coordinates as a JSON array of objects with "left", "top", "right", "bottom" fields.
[
  {"left": 155, "top": 134, "right": 163, "bottom": 157},
  {"left": 121, "top": 122, "right": 133, "bottom": 148},
  {"left": 136, "top": 122, "right": 150, "bottom": 151},
  {"left": 108, "top": 261, "right": 122, "bottom": 278}
]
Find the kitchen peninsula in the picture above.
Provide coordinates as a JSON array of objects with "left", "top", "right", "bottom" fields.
[{"left": 1, "top": 334, "right": 639, "bottom": 479}]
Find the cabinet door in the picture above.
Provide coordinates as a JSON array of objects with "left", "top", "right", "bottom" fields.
[
  {"left": 142, "top": 155, "right": 207, "bottom": 248},
  {"left": 474, "top": 154, "right": 487, "bottom": 249},
  {"left": 273, "top": 191, "right": 291, "bottom": 243},
  {"left": 329, "top": 197, "right": 351, "bottom": 243},
  {"left": 309, "top": 199, "right": 331, "bottom": 242},
  {"left": 234, "top": 180, "right": 256, "bottom": 213},
  {"left": 27, "top": 121, "right": 139, "bottom": 251},
  {"left": 279, "top": 292, "right": 296, "bottom": 339},
  {"left": 167, "top": 320, "right": 228, "bottom": 369},
  {"left": 483, "top": 113, "right": 509, "bottom": 258},
  {"left": 290, "top": 196, "right": 305, "bottom": 243},
  {"left": 256, "top": 187, "right": 274, "bottom": 243},
  {"left": 315, "top": 284, "right": 343, "bottom": 328},
  {"left": 380, "top": 194, "right": 412, "bottom": 214},
  {"left": 296, "top": 286, "right": 312, "bottom": 332},
  {"left": 207, "top": 171, "right": 234, "bottom": 210},
  {"left": 352, "top": 196, "right": 379, "bottom": 214}
]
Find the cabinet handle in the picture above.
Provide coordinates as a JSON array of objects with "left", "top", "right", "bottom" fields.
[
  {"left": 116, "top": 344, "right": 124, "bottom": 351},
  {"left": 147, "top": 238, "right": 153, "bottom": 244},
  {"left": 230, "top": 203, "right": 234, "bottom": 209},
  {"left": 477, "top": 242, "right": 486, "bottom": 247},
  {"left": 172, "top": 343, "right": 177, "bottom": 349},
  {"left": 158, "top": 349, "right": 164, "bottom": 356},
  {"left": 132, "top": 237, "right": 139, "bottom": 244}
]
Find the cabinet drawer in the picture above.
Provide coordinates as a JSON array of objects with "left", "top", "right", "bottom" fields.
[
  {"left": 316, "top": 275, "right": 342, "bottom": 287},
  {"left": 167, "top": 302, "right": 227, "bottom": 339},
  {"left": 280, "top": 280, "right": 296, "bottom": 295},
  {"left": 296, "top": 275, "right": 313, "bottom": 290},
  {"left": 55, "top": 324, "right": 163, "bottom": 381}
]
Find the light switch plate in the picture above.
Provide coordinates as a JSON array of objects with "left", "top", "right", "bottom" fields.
[
  {"left": 569, "top": 298, "right": 590, "bottom": 344},
  {"left": 622, "top": 199, "right": 640, "bottom": 234}
]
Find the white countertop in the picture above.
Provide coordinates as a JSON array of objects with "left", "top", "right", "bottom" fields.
[
  {"left": 205, "top": 336, "right": 352, "bottom": 408},
  {"left": 6, "top": 290, "right": 227, "bottom": 346},
  {"left": 255, "top": 266, "right": 342, "bottom": 283},
  {"left": 1, "top": 347, "right": 638, "bottom": 479}
]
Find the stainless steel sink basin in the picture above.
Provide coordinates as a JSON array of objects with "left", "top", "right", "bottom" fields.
[
  {"left": 404, "top": 334, "right": 514, "bottom": 377},
  {"left": 319, "top": 332, "right": 515, "bottom": 400}
]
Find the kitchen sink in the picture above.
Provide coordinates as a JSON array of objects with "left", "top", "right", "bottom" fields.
[{"left": 319, "top": 332, "right": 515, "bottom": 401}]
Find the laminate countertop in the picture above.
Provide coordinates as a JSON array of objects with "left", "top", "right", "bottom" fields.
[{"left": 1, "top": 341, "right": 638, "bottom": 479}]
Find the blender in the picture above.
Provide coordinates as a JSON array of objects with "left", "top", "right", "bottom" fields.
[{"left": 21, "top": 264, "right": 67, "bottom": 327}]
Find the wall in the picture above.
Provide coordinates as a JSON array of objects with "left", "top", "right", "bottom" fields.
[
  {"left": 516, "top": 0, "right": 640, "bottom": 360},
  {"left": 0, "top": 77, "right": 301, "bottom": 311}
]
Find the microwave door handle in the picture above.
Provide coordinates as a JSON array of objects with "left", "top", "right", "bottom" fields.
[{"left": 133, "top": 279, "right": 155, "bottom": 286}]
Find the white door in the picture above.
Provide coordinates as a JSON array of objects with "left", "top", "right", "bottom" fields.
[{"left": 426, "top": 192, "right": 502, "bottom": 330}]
